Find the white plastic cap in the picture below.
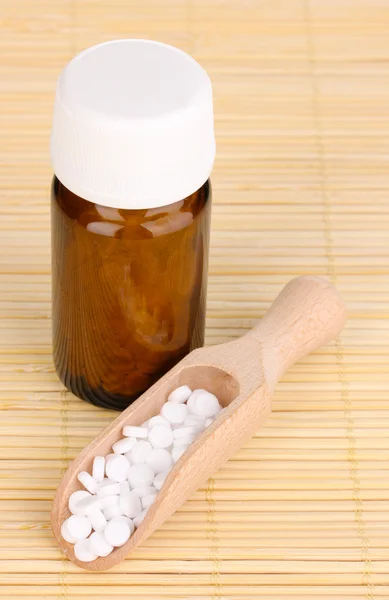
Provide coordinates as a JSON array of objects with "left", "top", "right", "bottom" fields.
[{"left": 50, "top": 39, "right": 215, "bottom": 209}]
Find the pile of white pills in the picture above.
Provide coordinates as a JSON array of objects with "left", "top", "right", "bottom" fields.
[{"left": 61, "top": 386, "right": 222, "bottom": 562}]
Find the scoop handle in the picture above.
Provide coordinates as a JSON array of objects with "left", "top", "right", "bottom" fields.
[{"left": 247, "top": 276, "right": 346, "bottom": 391}]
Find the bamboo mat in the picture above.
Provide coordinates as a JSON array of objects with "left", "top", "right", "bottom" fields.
[{"left": 1, "top": 0, "right": 389, "bottom": 597}]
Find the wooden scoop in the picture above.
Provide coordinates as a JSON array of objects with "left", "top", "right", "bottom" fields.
[{"left": 52, "top": 275, "right": 346, "bottom": 571}]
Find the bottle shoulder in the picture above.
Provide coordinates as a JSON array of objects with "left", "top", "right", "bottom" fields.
[{"left": 51, "top": 176, "right": 211, "bottom": 240}]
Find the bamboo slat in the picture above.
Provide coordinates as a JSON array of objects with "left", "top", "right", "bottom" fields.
[{"left": 1, "top": 0, "right": 389, "bottom": 597}]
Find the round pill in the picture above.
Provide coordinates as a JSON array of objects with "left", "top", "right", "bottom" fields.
[
  {"left": 74, "top": 539, "right": 98, "bottom": 562},
  {"left": 104, "top": 517, "right": 132, "bottom": 547},
  {"left": 188, "top": 389, "right": 206, "bottom": 400},
  {"left": 132, "top": 485, "right": 156, "bottom": 499},
  {"left": 142, "top": 493, "right": 157, "bottom": 509},
  {"left": 173, "top": 426, "right": 197, "bottom": 440},
  {"left": 148, "top": 425, "right": 173, "bottom": 449},
  {"left": 134, "top": 508, "right": 149, "bottom": 527},
  {"left": 172, "top": 446, "right": 186, "bottom": 463},
  {"left": 120, "top": 481, "right": 130, "bottom": 496},
  {"left": 88, "top": 509, "right": 107, "bottom": 532},
  {"left": 103, "top": 497, "right": 123, "bottom": 520},
  {"left": 77, "top": 471, "right": 98, "bottom": 494},
  {"left": 187, "top": 394, "right": 200, "bottom": 415},
  {"left": 106, "top": 454, "right": 129, "bottom": 483},
  {"left": 92, "top": 456, "right": 105, "bottom": 483},
  {"left": 153, "top": 469, "right": 170, "bottom": 491},
  {"left": 89, "top": 531, "right": 114, "bottom": 557},
  {"left": 124, "top": 451, "right": 133, "bottom": 464},
  {"left": 161, "top": 402, "right": 188, "bottom": 424},
  {"left": 173, "top": 435, "right": 196, "bottom": 448},
  {"left": 104, "top": 455, "right": 116, "bottom": 475},
  {"left": 69, "top": 490, "right": 91, "bottom": 515},
  {"left": 114, "top": 515, "right": 135, "bottom": 536},
  {"left": 128, "top": 464, "right": 155, "bottom": 488},
  {"left": 112, "top": 437, "right": 136, "bottom": 454},
  {"left": 168, "top": 385, "right": 192, "bottom": 404},
  {"left": 98, "top": 477, "right": 115, "bottom": 487},
  {"left": 205, "top": 417, "right": 215, "bottom": 427},
  {"left": 133, "top": 508, "right": 149, "bottom": 528},
  {"left": 148, "top": 415, "right": 170, "bottom": 429},
  {"left": 98, "top": 482, "right": 120, "bottom": 497},
  {"left": 66, "top": 514, "right": 92, "bottom": 541},
  {"left": 103, "top": 506, "right": 120, "bottom": 521},
  {"left": 130, "top": 440, "right": 152, "bottom": 464},
  {"left": 120, "top": 491, "right": 142, "bottom": 518},
  {"left": 146, "top": 448, "right": 172, "bottom": 474},
  {"left": 100, "top": 496, "right": 119, "bottom": 519},
  {"left": 184, "top": 414, "right": 206, "bottom": 429},
  {"left": 112, "top": 437, "right": 137, "bottom": 454},
  {"left": 122, "top": 425, "right": 148, "bottom": 439},
  {"left": 61, "top": 521, "right": 78, "bottom": 544},
  {"left": 73, "top": 494, "right": 103, "bottom": 516},
  {"left": 194, "top": 390, "right": 221, "bottom": 418}
]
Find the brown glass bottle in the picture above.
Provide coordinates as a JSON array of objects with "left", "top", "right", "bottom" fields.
[
  {"left": 51, "top": 177, "right": 211, "bottom": 410},
  {"left": 50, "top": 40, "right": 215, "bottom": 408}
]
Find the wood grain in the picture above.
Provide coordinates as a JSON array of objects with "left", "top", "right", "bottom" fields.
[{"left": 1, "top": 0, "right": 388, "bottom": 596}]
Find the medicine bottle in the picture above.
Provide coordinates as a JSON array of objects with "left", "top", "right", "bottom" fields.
[{"left": 50, "top": 40, "right": 215, "bottom": 410}]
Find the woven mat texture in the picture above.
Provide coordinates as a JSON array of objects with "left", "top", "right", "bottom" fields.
[{"left": 1, "top": 0, "right": 388, "bottom": 598}]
